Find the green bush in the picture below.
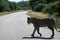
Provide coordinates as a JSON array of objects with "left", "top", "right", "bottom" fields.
[{"left": 34, "top": 3, "right": 45, "bottom": 12}]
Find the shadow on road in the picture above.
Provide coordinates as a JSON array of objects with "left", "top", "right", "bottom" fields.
[{"left": 23, "top": 36, "right": 54, "bottom": 39}]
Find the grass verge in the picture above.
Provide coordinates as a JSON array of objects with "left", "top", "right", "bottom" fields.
[
  {"left": 0, "top": 10, "right": 23, "bottom": 16},
  {"left": 27, "top": 10, "right": 49, "bottom": 19}
]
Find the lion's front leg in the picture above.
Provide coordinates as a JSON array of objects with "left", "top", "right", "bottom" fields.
[
  {"left": 36, "top": 27, "right": 42, "bottom": 37},
  {"left": 31, "top": 27, "right": 36, "bottom": 37}
]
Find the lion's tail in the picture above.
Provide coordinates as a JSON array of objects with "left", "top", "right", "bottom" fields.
[
  {"left": 51, "top": 16, "right": 60, "bottom": 32},
  {"left": 54, "top": 19, "right": 60, "bottom": 32},
  {"left": 54, "top": 24, "right": 60, "bottom": 32}
]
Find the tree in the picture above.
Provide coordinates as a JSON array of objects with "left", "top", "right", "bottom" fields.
[
  {"left": 9, "top": 2, "right": 17, "bottom": 11},
  {"left": 17, "top": 1, "right": 31, "bottom": 10},
  {"left": 29, "top": 0, "right": 60, "bottom": 17},
  {"left": 0, "top": 0, "right": 10, "bottom": 12}
]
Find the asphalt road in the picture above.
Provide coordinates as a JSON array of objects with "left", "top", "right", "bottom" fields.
[{"left": 0, "top": 11, "right": 60, "bottom": 40}]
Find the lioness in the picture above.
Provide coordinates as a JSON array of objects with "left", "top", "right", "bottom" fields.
[{"left": 27, "top": 17, "right": 60, "bottom": 38}]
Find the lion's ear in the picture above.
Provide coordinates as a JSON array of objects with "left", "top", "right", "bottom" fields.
[{"left": 27, "top": 17, "right": 29, "bottom": 19}]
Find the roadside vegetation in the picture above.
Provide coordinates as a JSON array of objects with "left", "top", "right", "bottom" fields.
[
  {"left": 0, "top": 0, "right": 31, "bottom": 16},
  {"left": 27, "top": 10, "right": 49, "bottom": 19},
  {"left": 29, "top": 0, "right": 60, "bottom": 17},
  {"left": 0, "top": 10, "right": 23, "bottom": 16}
]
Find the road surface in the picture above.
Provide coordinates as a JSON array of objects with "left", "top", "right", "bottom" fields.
[{"left": 0, "top": 11, "right": 60, "bottom": 40}]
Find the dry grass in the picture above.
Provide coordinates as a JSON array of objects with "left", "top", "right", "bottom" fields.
[
  {"left": 27, "top": 11, "right": 49, "bottom": 19},
  {"left": 0, "top": 12, "right": 10, "bottom": 16},
  {"left": 0, "top": 10, "right": 23, "bottom": 16}
]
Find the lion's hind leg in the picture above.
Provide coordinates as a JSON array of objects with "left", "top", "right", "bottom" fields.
[{"left": 48, "top": 26, "right": 54, "bottom": 38}]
